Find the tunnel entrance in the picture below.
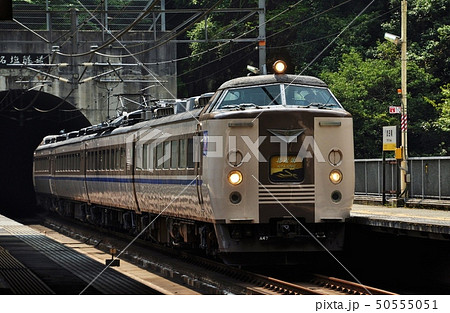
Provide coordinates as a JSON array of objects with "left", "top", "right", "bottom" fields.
[{"left": 0, "top": 89, "right": 90, "bottom": 218}]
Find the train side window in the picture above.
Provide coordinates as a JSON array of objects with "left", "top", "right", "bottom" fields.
[
  {"left": 119, "top": 148, "right": 126, "bottom": 170},
  {"left": 187, "top": 138, "right": 194, "bottom": 169},
  {"left": 164, "top": 142, "right": 171, "bottom": 169},
  {"left": 142, "top": 144, "right": 149, "bottom": 170},
  {"left": 94, "top": 151, "right": 98, "bottom": 170},
  {"left": 111, "top": 149, "right": 115, "bottom": 170},
  {"left": 171, "top": 140, "right": 179, "bottom": 169},
  {"left": 179, "top": 139, "right": 187, "bottom": 168},
  {"left": 105, "top": 149, "right": 110, "bottom": 170},
  {"left": 98, "top": 150, "right": 103, "bottom": 170},
  {"left": 87, "top": 152, "right": 92, "bottom": 171},
  {"left": 155, "top": 143, "right": 163, "bottom": 169}
]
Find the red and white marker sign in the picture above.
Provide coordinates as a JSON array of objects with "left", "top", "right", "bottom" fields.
[{"left": 389, "top": 106, "right": 401, "bottom": 114}]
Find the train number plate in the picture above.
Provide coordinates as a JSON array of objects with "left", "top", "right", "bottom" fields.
[{"left": 270, "top": 156, "right": 303, "bottom": 182}]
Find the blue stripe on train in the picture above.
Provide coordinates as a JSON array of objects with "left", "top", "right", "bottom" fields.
[{"left": 34, "top": 175, "right": 201, "bottom": 185}]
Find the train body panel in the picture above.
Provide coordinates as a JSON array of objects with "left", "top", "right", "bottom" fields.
[
  {"left": 84, "top": 133, "right": 137, "bottom": 211},
  {"left": 313, "top": 116, "right": 354, "bottom": 223},
  {"left": 201, "top": 118, "right": 260, "bottom": 223}
]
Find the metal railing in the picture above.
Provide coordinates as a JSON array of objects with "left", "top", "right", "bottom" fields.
[
  {"left": 4, "top": 1, "right": 162, "bottom": 32},
  {"left": 355, "top": 156, "right": 450, "bottom": 200}
]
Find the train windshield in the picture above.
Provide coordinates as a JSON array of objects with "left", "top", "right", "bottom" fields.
[{"left": 215, "top": 84, "right": 342, "bottom": 110}]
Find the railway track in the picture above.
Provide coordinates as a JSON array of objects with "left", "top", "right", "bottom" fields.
[{"left": 39, "top": 214, "right": 396, "bottom": 295}]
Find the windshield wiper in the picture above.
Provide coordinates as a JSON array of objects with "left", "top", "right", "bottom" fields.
[
  {"left": 305, "top": 102, "right": 335, "bottom": 109},
  {"left": 221, "top": 103, "right": 261, "bottom": 110}
]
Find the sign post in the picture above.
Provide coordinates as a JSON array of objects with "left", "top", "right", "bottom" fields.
[{"left": 382, "top": 126, "right": 399, "bottom": 205}]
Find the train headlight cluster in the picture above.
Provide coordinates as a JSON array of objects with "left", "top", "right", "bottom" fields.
[
  {"left": 228, "top": 170, "right": 243, "bottom": 186},
  {"left": 273, "top": 60, "right": 287, "bottom": 74},
  {"left": 329, "top": 169, "right": 343, "bottom": 184}
]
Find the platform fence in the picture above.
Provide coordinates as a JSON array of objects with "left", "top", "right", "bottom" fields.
[{"left": 355, "top": 156, "right": 450, "bottom": 200}]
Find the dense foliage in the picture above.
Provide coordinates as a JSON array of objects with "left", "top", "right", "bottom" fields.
[{"left": 175, "top": 0, "right": 449, "bottom": 157}]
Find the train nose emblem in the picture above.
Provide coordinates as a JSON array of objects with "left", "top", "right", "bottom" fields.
[{"left": 268, "top": 129, "right": 305, "bottom": 143}]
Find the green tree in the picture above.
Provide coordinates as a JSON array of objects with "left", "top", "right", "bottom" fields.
[{"left": 321, "top": 44, "right": 441, "bottom": 158}]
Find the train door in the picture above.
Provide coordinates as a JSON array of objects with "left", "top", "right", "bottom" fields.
[{"left": 129, "top": 134, "right": 141, "bottom": 212}]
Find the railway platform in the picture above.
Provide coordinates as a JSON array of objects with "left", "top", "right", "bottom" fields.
[
  {"left": 0, "top": 214, "right": 199, "bottom": 295},
  {"left": 349, "top": 202, "right": 450, "bottom": 240}
]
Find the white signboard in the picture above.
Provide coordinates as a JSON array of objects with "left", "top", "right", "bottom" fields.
[{"left": 383, "top": 126, "right": 397, "bottom": 151}]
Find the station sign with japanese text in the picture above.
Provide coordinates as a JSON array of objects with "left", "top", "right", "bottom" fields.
[
  {"left": 382, "top": 126, "right": 398, "bottom": 151},
  {"left": 0, "top": 54, "right": 50, "bottom": 67}
]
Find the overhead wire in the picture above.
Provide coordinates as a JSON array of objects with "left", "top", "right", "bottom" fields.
[
  {"left": 93, "top": 1, "right": 227, "bottom": 59},
  {"left": 180, "top": 1, "right": 397, "bottom": 86},
  {"left": 56, "top": 0, "right": 161, "bottom": 58}
]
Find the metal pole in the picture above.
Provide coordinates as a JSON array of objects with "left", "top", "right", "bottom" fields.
[
  {"left": 258, "top": 0, "right": 266, "bottom": 74},
  {"left": 161, "top": 0, "right": 166, "bottom": 32},
  {"left": 400, "top": 0, "right": 408, "bottom": 198}
]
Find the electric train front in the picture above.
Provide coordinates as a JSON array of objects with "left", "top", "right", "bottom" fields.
[{"left": 200, "top": 65, "right": 354, "bottom": 264}]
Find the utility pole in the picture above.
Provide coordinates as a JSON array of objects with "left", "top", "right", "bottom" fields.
[
  {"left": 258, "top": 0, "right": 266, "bottom": 74},
  {"left": 400, "top": 0, "right": 408, "bottom": 199}
]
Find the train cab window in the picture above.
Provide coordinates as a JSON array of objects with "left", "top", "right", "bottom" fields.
[
  {"left": 217, "top": 84, "right": 281, "bottom": 109},
  {"left": 284, "top": 85, "right": 341, "bottom": 108},
  {"left": 215, "top": 83, "right": 343, "bottom": 110}
]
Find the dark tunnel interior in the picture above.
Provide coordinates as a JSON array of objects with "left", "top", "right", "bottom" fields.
[{"left": 0, "top": 89, "right": 90, "bottom": 218}]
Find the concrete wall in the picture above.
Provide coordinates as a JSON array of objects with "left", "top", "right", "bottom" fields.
[{"left": 0, "top": 29, "right": 177, "bottom": 125}]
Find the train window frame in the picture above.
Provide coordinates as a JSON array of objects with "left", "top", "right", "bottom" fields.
[
  {"left": 284, "top": 84, "right": 342, "bottom": 108},
  {"left": 170, "top": 140, "right": 179, "bottom": 169},
  {"left": 179, "top": 138, "right": 187, "bottom": 169},
  {"left": 212, "top": 83, "right": 344, "bottom": 111},
  {"left": 214, "top": 84, "right": 282, "bottom": 110},
  {"left": 187, "top": 138, "right": 194, "bottom": 169},
  {"left": 163, "top": 141, "right": 171, "bottom": 170},
  {"left": 142, "top": 144, "right": 148, "bottom": 170}
]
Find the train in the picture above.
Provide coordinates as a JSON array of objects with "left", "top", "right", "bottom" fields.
[{"left": 33, "top": 60, "right": 354, "bottom": 265}]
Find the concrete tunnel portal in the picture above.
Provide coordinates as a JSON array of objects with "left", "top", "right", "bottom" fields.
[{"left": 0, "top": 89, "right": 90, "bottom": 217}]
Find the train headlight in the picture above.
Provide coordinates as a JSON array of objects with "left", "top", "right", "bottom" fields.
[
  {"left": 329, "top": 169, "right": 343, "bottom": 184},
  {"left": 228, "top": 170, "right": 243, "bottom": 186},
  {"left": 273, "top": 60, "right": 287, "bottom": 74}
]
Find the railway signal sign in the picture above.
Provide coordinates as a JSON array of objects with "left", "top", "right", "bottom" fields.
[
  {"left": 383, "top": 126, "right": 398, "bottom": 151},
  {"left": 389, "top": 106, "right": 401, "bottom": 114}
]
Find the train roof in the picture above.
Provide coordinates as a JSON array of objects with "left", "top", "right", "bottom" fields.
[{"left": 217, "top": 74, "right": 328, "bottom": 90}]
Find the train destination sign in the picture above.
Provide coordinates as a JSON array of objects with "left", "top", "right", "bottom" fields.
[{"left": 382, "top": 126, "right": 397, "bottom": 151}]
